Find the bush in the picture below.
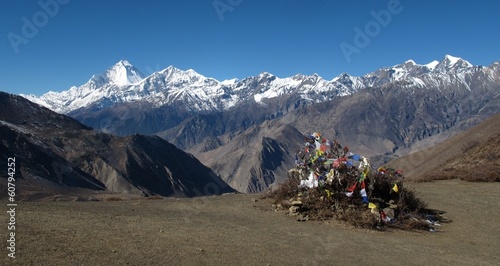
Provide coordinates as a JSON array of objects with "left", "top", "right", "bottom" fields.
[
  {"left": 103, "top": 196, "right": 124, "bottom": 201},
  {"left": 146, "top": 195, "right": 164, "bottom": 200}
]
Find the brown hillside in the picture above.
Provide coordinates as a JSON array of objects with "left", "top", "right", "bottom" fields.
[
  {"left": 386, "top": 112, "right": 500, "bottom": 181},
  {"left": 191, "top": 120, "right": 305, "bottom": 193},
  {"left": 0, "top": 92, "right": 235, "bottom": 197}
]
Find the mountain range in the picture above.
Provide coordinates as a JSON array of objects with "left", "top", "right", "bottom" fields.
[
  {"left": 19, "top": 55, "right": 500, "bottom": 193},
  {"left": 23, "top": 55, "right": 486, "bottom": 116}
]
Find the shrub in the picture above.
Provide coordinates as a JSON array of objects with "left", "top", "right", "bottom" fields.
[
  {"left": 146, "top": 195, "right": 164, "bottom": 200},
  {"left": 103, "top": 196, "right": 124, "bottom": 201}
]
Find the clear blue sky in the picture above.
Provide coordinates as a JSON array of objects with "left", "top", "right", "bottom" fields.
[{"left": 1, "top": 0, "right": 499, "bottom": 95}]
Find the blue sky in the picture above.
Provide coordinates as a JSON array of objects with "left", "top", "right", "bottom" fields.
[{"left": 1, "top": 0, "right": 499, "bottom": 95}]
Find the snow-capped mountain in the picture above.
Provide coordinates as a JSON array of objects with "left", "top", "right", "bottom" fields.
[
  {"left": 23, "top": 55, "right": 495, "bottom": 116},
  {"left": 434, "top": 54, "right": 473, "bottom": 73},
  {"left": 22, "top": 64, "right": 360, "bottom": 114},
  {"left": 93, "top": 59, "right": 146, "bottom": 86},
  {"left": 23, "top": 60, "right": 147, "bottom": 113},
  {"left": 361, "top": 55, "right": 476, "bottom": 88}
]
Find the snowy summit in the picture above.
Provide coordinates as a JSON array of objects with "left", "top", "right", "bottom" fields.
[{"left": 98, "top": 60, "right": 146, "bottom": 86}]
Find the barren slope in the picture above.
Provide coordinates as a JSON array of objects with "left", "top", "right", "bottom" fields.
[
  {"left": 386, "top": 112, "right": 500, "bottom": 180},
  {"left": 191, "top": 120, "right": 304, "bottom": 193}
]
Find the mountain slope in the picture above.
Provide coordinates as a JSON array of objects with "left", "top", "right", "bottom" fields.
[
  {"left": 0, "top": 92, "right": 234, "bottom": 197},
  {"left": 191, "top": 121, "right": 305, "bottom": 193},
  {"left": 385, "top": 112, "right": 500, "bottom": 181}
]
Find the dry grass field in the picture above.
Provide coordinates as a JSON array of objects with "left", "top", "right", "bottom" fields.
[{"left": 1, "top": 180, "right": 499, "bottom": 265}]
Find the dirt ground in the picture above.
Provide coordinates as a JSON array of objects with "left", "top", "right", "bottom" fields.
[{"left": 2, "top": 180, "right": 499, "bottom": 265}]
